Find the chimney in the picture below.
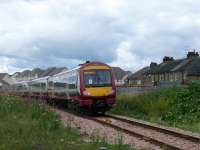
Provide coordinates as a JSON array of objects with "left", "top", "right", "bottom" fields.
[
  {"left": 150, "top": 62, "right": 157, "bottom": 69},
  {"left": 187, "top": 50, "right": 199, "bottom": 59},
  {"left": 163, "top": 56, "right": 174, "bottom": 63}
]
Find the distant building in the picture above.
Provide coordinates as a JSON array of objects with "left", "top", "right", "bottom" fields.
[
  {"left": 10, "top": 67, "right": 68, "bottom": 82},
  {"left": 150, "top": 51, "right": 200, "bottom": 86},
  {"left": 0, "top": 73, "right": 10, "bottom": 88},
  {"left": 39, "top": 67, "right": 67, "bottom": 77},
  {"left": 126, "top": 67, "right": 152, "bottom": 86},
  {"left": 126, "top": 50, "right": 200, "bottom": 87},
  {"left": 112, "top": 67, "right": 131, "bottom": 85},
  {"left": 3, "top": 74, "right": 14, "bottom": 85}
]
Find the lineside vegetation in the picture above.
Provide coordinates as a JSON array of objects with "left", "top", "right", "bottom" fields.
[
  {"left": 111, "top": 82, "right": 200, "bottom": 133},
  {"left": 0, "top": 96, "right": 134, "bottom": 150}
]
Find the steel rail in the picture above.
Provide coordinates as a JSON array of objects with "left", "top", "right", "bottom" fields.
[
  {"left": 106, "top": 113, "right": 200, "bottom": 143},
  {"left": 91, "top": 117, "right": 182, "bottom": 150}
]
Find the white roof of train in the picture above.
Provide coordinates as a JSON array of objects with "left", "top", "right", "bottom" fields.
[
  {"left": 12, "top": 80, "right": 30, "bottom": 85},
  {"left": 30, "top": 76, "right": 50, "bottom": 82},
  {"left": 51, "top": 67, "right": 80, "bottom": 77}
]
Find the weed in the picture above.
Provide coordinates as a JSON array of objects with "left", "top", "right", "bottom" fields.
[
  {"left": 0, "top": 96, "right": 135, "bottom": 150},
  {"left": 111, "top": 83, "right": 200, "bottom": 133}
]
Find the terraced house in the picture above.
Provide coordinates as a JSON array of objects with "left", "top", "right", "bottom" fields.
[
  {"left": 150, "top": 51, "right": 200, "bottom": 86},
  {"left": 126, "top": 51, "right": 200, "bottom": 87},
  {"left": 0, "top": 73, "right": 10, "bottom": 89}
]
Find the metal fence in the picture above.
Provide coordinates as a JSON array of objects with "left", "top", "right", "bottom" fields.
[
  {"left": 116, "top": 86, "right": 158, "bottom": 95},
  {"left": 116, "top": 81, "right": 182, "bottom": 95}
]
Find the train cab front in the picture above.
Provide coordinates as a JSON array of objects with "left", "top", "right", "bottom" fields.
[{"left": 79, "top": 62, "right": 116, "bottom": 113}]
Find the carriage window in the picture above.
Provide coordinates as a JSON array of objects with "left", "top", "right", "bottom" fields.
[{"left": 52, "top": 73, "right": 77, "bottom": 89}]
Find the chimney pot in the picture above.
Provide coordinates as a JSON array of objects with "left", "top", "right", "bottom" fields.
[
  {"left": 150, "top": 62, "right": 157, "bottom": 68},
  {"left": 187, "top": 50, "right": 199, "bottom": 59},
  {"left": 163, "top": 56, "right": 174, "bottom": 63}
]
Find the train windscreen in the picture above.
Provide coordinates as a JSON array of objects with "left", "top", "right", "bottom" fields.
[{"left": 84, "top": 70, "right": 112, "bottom": 87}]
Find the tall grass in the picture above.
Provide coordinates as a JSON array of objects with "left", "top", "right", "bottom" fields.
[
  {"left": 111, "top": 83, "right": 200, "bottom": 133},
  {"left": 0, "top": 96, "right": 134, "bottom": 150}
]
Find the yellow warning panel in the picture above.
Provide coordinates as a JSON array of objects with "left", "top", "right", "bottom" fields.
[
  {"left": 83, "top": 65, "right": 110, "bottom": 70},
  {"left": 86, "top": 87, "right": 112, "bottom": 96}
]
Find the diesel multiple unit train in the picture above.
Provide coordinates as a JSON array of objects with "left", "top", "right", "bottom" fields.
[{"left": 7, "top": 61, "right": 116, "bottom": 113}]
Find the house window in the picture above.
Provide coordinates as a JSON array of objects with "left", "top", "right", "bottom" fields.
[
  {"left": 159, "top": 74, "right": 164, "bottom": 81},
  {"left": 175, "top": 72, "right": 179, "bottom": 81},
  {"left": 137, "top": 80, "right": 141, "bottom": 85},
  {"left": 169, "top": 73, "right": 173, "bottom": 81},
  {"left": 165, "top": 73, "right": 169, "bottom": 81},
  {"left": 151, "top": 75, "right": 154, "bottom": 82}
]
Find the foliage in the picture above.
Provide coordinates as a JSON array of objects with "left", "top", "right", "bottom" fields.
[
  {"left": 0, "top": 96, "right": 134, "bottom": 150},
  {"left": 111, "top": 83, "right": 200, "bottom": 133},
  {"left": 163, "top": 82, "right": 200, "bottom": 125}
]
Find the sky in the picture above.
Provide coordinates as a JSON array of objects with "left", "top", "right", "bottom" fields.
[{"left": 0, "top": 0, "right": 200, "bottom": 74}]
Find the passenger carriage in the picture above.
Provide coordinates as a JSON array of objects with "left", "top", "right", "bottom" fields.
[{"left": 9, "top": 61, "right": 116, "bottom": 113}]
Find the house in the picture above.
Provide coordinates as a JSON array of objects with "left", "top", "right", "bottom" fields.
[
  {"left": 126, "top": 50, "right": 200, "bottom": 87},
  {"left": 150, "top": 51, "right": 200, "bottom": 86},
  {"left": 10, "top": 67, "right": 68, "bottom": 82},
  {"left": 0, "top": 73, "right": 10, "bottom": 88},
  {"left": 2, "top": 74, "right": 14, "bottom": 85},
  {"left": 126, "top": 67, "right": 152, "bottom": 86},
  {"left": 39, "top": 67, "right": 67, "bottom": 77},
  {"left": 112, "top": 67, "right": 131, "bottom": 85}
]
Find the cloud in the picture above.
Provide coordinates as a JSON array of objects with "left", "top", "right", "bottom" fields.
[
  {"left": 0, "top": 0, "right": 200, "bottom": 73},
  {"left": 0, "top": 56, "right": 29, "bottom": 73},
  {"left": 110, "top": 41, "right": 158, "bottom": 71}
]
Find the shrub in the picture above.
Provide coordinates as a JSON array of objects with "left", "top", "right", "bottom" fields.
[
  {"left": 0, "top": 96, "right": 135, "bottom": 150},
  {"left": 111, "top": 83, "right": 200, "bottom": 132},
  {"left": 163, "top": 82, "right": 200, "bottom": 124}
]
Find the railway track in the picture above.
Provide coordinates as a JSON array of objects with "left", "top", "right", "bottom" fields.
[
  {"left": 90, "top": 114, "right": 200, "bottom": 150},
  {"left": 8, "top": 96, "right": 200, "bottom": 150},
  {"left": 52, "top": 101, "right": 200, "bottom": 150}
]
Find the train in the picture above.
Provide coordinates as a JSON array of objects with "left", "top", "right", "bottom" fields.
[{"left": 7, "top": 61, "right": 116, "bottom": 113}]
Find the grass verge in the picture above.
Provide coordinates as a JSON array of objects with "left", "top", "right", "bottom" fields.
[
  {"left": 111, "top": 82, "right": 200, "bottom": 133},
  {"left": 0, "top": 96, "right": 134, "bottom": 150}
]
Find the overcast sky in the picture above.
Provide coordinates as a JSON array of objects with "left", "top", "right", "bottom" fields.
[{"left": 0, "top": 0, "right": 200, "bottom": 74}]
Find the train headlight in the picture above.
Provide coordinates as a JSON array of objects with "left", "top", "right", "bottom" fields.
[
  {"left": 108, "top": 89, "right": 115, "bottom": 96},
  {"left": 83, "top": 90, "right": 90, "bottom": 96}
]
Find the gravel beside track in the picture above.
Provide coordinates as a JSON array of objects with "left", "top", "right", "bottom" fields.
[
  {"left": 95, "top": 114, "right": 200, "bottom": 150},
  {"left": 6, "top": 96, "right": 200, "bottom": 150},
  {"left": 51, "top": 107, "right": 200, "bottom": 150},
  {"left": 52, "top": 108, "right": 163, "bottom": 150},
  {"left": 107, "top": 114, "right": 200, "bottom": 143}
]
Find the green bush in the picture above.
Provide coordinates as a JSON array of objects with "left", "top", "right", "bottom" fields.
[
  {"left": 111, "top": 83, "right": 200, "bottom": 132},
  {"left": 163, "top": 82, "right": 200, "bottom": 124},
  {"left": 0, "top": 96, "right": 135, "bottom": 150}
]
